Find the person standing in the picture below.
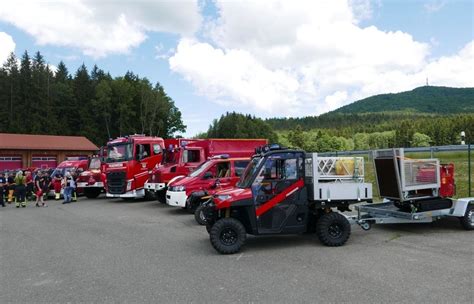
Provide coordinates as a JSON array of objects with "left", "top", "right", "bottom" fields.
[
  {"left": 0, "top": 172, "right": 6, "bottom": 207},
  {"left": 43, "top": 171, "right": 52, "bottom": 201},
  {"left": 25, "top": 170, "right": 34, "bottom": 202},
  {"left": 71, "top": 170, "right": 78, "bottom": 202},
  {"left": 34, "top": 171, "right": 48, "bottom": 207},
  {"left": 62, "top": 172, "right": 74, "bottom": 204},
  {"left": 53, "top": 173, "right": 62, "bottom": 200},
  {"left": 7, "top": 172, "right": 15, "bottom": 204},
  {"left": 14, "top": 170, "right": 27, "bottom": 208}
]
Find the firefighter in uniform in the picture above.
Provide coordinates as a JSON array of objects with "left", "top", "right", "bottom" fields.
[
  {"left": 14, "top": 171, "right": 27, "bottom": 208},
  {"left": 53, "top": 173, "right": 62, "bottom": 200},
  {"left": 7, "top": 172, "right": 15, "bottom": 203}
]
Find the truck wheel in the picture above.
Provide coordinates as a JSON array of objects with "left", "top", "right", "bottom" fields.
[
  {"left": 210, "top": 218, "right": 246, "bottom": 254},
  {"left": 316, "top": 212, "right": 351, "bottom": 247},
  {"left": 459, "top": 204, "right": 474, "bottom": 230},
  {"left": 194, "top": 204, "right": 207, "bottom": 225},
  {"left": 144, "top": 190, "right": 157, "bottom": 201},
  {"left": 84, "top": 188, "right": 101, "bottom": 199}
]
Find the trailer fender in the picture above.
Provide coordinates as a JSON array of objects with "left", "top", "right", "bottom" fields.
[{"left": 451, "top": 198, "right": 474, "bottom": 217}]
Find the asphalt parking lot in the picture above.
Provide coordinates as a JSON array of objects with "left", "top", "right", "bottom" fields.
[{"left": 0, "top": 196, "right": 472, "bottom": 303}]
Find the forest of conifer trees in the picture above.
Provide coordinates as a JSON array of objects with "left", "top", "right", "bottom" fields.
[{"left": 0, "top": 51, "right": 186, "bottom": 145}]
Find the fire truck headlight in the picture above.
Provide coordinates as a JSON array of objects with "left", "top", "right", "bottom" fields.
[{"left": 126, "top": 180, "right": 132, "bottom": 191}]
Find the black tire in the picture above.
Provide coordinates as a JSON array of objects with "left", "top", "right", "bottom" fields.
[
  {"left": 210, "top": 218, "right": 246, "bottom": 254},
  {"left": 156, "top": 190, "right": 166, "bottom": 203},
  {"left": 459, "top": 204, "right": 474, "bottom": 230},
  {"left": 206, "top": 224, "right": 212, "bottom": 234},
  {"left": 194, "top": 204, "right": 207, "bottom": 225},
  {"left": 316, "top": 212, "right": 351, "bottom": 247},
  {"left": 144, "top": 190, "right": 157, "bottom": 201},
  {"left": 84, "top": 188, "right": 101, "bottom": 199},
  {"left": 185, "top": 198, "right": 196, "bottom": 214}
]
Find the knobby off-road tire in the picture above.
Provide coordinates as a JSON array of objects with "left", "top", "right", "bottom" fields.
[
  {"left": 194, "top": 204, "right": 207, "bottom": 225},
  {"left": 459, "top": 204, "right": 474, "bottom": 230},
  {"left": 84, "top": 188, "right": 101, "bottom": 199},
  {"left": 210, "top": 218, "right": 246, "bottom": 254},
  {"left": 316, "top": 212, "right": 351, "bottom": 247}
]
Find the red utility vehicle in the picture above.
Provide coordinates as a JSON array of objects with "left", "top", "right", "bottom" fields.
[
  {"left": 144, "top": 139, "right": 267, "bottom": 194},
  {"left": 166, "top": 156, "right": 251, "bottom": 224},
  {"left": 104, "top": 135, "right": 165, "bottom": 199}
]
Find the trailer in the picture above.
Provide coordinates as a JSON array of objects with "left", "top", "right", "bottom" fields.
[{"left": 351, "top": 148, "right": 473, "bottom": 231}]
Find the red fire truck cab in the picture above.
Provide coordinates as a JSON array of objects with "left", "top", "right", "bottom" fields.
[
  {"left": 166, "top": 156, "right": 251, "bottom": 223},
  {"left": 76, "top": 150, "right": 107, "bottom": 199},
  {"left": 144, "top": 139, "right": 267, "bottom": 194},
  {"left": 104, "top": 135, "right": 165, "bottom": 199}
]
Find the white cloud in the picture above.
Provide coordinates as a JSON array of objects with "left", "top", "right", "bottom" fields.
[
  {"left": 170, "top": 0, "right": 474, "bottom": 117},
  {"left": 0, "top": 0, "right": 201, "bottom": 58},
  {"left": 170, "top": 0, "right": 470, "bottom": 117},
  {"left": 0, "top": 32, "right": 16, "bottom": 64}
]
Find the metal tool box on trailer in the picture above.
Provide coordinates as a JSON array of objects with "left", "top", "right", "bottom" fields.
[{"left": 348, "top": 148, "right": 473, "bottom": 231}]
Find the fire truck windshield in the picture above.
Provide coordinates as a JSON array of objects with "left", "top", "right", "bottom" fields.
[
  {"left": 89, "top": 157, "right": 101, "bottom": 169},
  {"left": 162, "top": 148, "right": 178, "bottom": 165},
  {"left": 237, "top": 156, "right": 262, "bottom": 188},
  {"left": 106, "top": 143, "right": 133, "bottom": 163}
]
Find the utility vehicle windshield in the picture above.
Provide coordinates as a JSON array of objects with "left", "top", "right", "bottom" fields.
[
  {"left": 106, "top": 143, "right": 133, "bottom": 163},
  {"left": 237, "top": 156, "right": 262, "bottom": 188}
]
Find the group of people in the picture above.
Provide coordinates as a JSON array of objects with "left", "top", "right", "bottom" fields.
[{"left": 0, "top": 169, "right": 78, "bottom": 208}]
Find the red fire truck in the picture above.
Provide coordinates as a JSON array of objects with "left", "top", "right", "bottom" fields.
[
  {"left": 104, "top": 135, "right": 165, "bottom": 199},
  {"left": 48, "top": 157, "right": 89, "bottom": 197},
  {"left": 76, "top": 148, "right": 107, "bottom": 199},
  {"left": 144, "top": 139, "right": 268, "bottom": 194},
  {"left": 166, "top": 156, "right": 251, "bottom": 224}
]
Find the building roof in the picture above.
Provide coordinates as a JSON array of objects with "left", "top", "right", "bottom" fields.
[{"left": 0, "top": 133, "right": 98, "bottom": 151}]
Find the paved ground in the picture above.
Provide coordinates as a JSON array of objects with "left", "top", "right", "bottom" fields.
[{"left": 0, "top": 196, "right": 472, "bottom": 303}]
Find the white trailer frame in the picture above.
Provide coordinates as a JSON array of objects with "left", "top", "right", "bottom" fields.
[{"left": 348, "top": 198, "right": 474, "bottom": 230}]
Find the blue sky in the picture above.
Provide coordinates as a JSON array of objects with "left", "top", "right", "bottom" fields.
[{"left": 0, "top": 0, "right": 472, "bottom": 137}]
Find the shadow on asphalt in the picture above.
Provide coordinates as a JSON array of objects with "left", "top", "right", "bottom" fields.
[{"left": 367, "top": 216, "right": 466, "bottom": 234}]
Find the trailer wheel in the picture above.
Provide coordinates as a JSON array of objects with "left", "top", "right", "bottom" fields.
[
  {"left": 459, "top": 204, "right": 474, "bottom": 230},
  {"left": 84, "top": 188, "right": 101, "bottom": 199},
  {"left": 316, "top": 212, "right": 351, "bottom": 247},
  {"left": 210, "top": 218, "right": 246, "bottom": 254},
  {"left": 194, "top": 204, "right": 207, "bottom": 225}
]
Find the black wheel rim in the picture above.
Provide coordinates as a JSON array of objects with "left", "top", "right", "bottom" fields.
[
  {"left": 328, "top": 223, "right": 343, "bottom": 238},
  {"left": 220, "top": 228, "right": 238, "bottom": 245}
]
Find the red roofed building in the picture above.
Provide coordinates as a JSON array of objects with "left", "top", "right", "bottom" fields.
[{"left": 0, "top": 133, "right": 99, "bottom": 171}]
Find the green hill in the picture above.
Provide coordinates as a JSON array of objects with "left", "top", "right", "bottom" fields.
[
  {"left": 333, "top": 86, "right": 474, "bottom": 114},
  {"left": 266, "top": 86, "right": 474, "bottom": 132}
]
